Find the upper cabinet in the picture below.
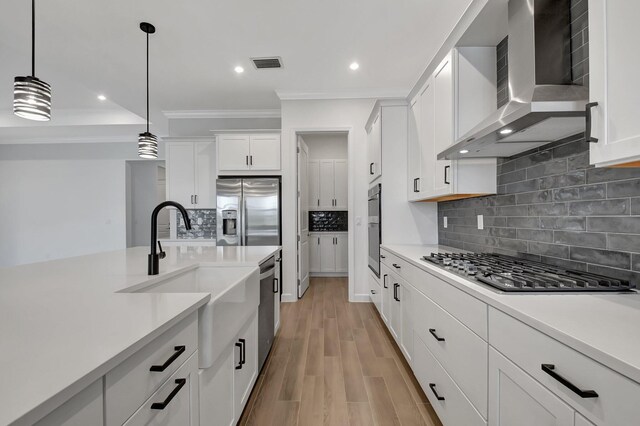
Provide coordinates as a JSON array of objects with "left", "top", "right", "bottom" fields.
[
  {"left": 166, "top": 140, "right": 216, "bottom": 208},
  {"left": 308, "top": 159, "right": 347, "bottom": 210},
  {"left": 408, "top": 51, "right": 497, "bottom": 202},
  {"left": 217, "top": 134, "right": 281, "bottom": 173},
  {"left": 588, "top": 1, "right": 640, "bottom": 167},
  {"left": 367, "top": 112, "right": 382, "bottom": 183}
]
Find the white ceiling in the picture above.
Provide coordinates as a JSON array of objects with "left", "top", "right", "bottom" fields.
[{"left": 0, "top": 0, "right": 475, "bottom": 141}]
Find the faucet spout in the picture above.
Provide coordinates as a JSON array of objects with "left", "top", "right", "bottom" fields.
[{"left": 148, "top": 201, "right": 191, "bottom": 275}]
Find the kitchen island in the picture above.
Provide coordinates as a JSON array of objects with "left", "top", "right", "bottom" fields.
[{"left": 0, "top": 244, "right": 280, "bottom": 425}]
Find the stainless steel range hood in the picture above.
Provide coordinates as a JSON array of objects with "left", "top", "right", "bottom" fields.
[{"left": 439, "top": 0, "right": 588, "bottom": 160}]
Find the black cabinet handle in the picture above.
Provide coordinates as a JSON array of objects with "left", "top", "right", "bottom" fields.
[
  {"left": 429, "top": 383, "right": 445, "bottom": 401},
  {"left": 383, "top": 274, "right": 388, "bottom": 289},
  {"left": 371, "top": 289, "right": 376, "bottom": 294},
  {"left": 585, "top": 102, "right": 599, "bottom": 143},
  {"left": 444, "top": 165, "right": 450, "bottom": 184},
  {"left": 393, "top": 283, "right": 400, "bottom": 301},
  {"left": 392, "top": 263, "right": 401, "bottom": 269},
  {"left": 150, "top": 346, "right": 186, "bottom": 372},
  {"left": 541, "top": 364, "right": 598, "bottom": 398},
  {"left": 246, "top": 155, "right": 249, "bottom": 166},
  {"left": 429, "top": 329, "right": 445, "bottom": 342},
  {"left": 370, "top": 163, "right": 374, "bottom": 175},
  {"left": 151, "top": 378, "right": 187, "bottom": 410},
  {"left": 239, "top": 338, "right": 246, "bottom": 365},
  {"left": 235, "top": 342, "right": 243, "bottom": 370},
  {"left": 380, "top": 254, "right": 386, "bottom": 259},
  {"left": 273, "top": 277, "right": 279, "bottom": 293},
  {"left": 413, "top": 177, "right": 420, "bottom": 193}
]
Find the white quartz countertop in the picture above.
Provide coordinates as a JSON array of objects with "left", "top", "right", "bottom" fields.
[
  {"left": 382, "top": 244, "right": 640, "bottom": 385},
  {"left": 0, "top": 244, "right": 280, "bottom": 425}
]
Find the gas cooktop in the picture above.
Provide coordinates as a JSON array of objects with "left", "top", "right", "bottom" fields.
[{"left": 422, "top": 252, "right": 635, "bottom": 293}]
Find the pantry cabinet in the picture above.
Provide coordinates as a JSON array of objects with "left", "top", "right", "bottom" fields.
[
  {"left": 217, "top": 134, "right": 281, "bottom": 172},
  {"left": 308, "top": 159, "right": 347, "bottom": 210},
  {"left": 309, "top": 233, "right": 347, "bottom": 275},
  {"left": 588, "top": 1, "right": 640, "bottom": 167},
  {"left": 408, "top": 50, "right": 496, "bottom": 201},
  {"left": 166, "top": 140, "right": 216, "bottom": 208}
]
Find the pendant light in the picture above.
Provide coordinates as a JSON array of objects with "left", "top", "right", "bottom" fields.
[
  {"left": 138, "top": 22, "right": 158, "bottom": 159},
  {"left": 14, "top": 0, "right": 51, "bottom": 121}
]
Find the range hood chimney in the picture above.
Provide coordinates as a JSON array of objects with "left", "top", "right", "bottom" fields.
[{"left": 439, "top": 0, "right": 589, "bottom": 160}]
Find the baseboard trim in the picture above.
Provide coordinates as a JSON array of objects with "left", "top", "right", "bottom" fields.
[
  {"left": 350, "top": 294, "right": 371, "bottom": 303},
  {"left": 310, "top": 273, "right": 348, "bottom": 278}
]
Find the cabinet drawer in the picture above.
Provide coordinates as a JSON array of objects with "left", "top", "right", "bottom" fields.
[
  {"left": 414, "top": 289, "right": 488, "bottom": 418},
  {"left": 123, "top": 350, "right": 199, "bottom": 426},
  {"left": 413, "top": 334, "right": 486, "bottom": 426},
  {"left": 489, "top": 308, "right": 640, "bottom": 426},
  {"left": 106, "top": 313, "right": 198, "bottom": 426},
  {"left": 380, "top": 249, "right": 406, "bottom": 276}
]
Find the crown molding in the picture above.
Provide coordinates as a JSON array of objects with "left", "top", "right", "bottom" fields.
[
  {"left": 275, "top": 89, "right": 409, "bottom": 101},
  {"left": 0, "top": 135, "right": 141, "bottom": 145},
  {"left": 162, "top": 109, "right": 281, "bottom": 119}
]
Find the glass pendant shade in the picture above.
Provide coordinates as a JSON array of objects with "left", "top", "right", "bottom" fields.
[
  {"left": 138, "top": 132, "right": 158, "bottom": 159},
  {"left": 13, "top": 76, "right": 51, "bottom": 121}
]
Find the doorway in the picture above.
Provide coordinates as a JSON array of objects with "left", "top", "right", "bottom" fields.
[
  {"left": 296, "top": 132, "right": 349, "bottom": 299},
  {"left": 125, "top": 160, "right": 168, "bottom": 247}
]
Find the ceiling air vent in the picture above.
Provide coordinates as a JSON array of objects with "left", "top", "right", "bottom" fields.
[{"left": 251, "top": 57, "right": 283, "bottom": 69}]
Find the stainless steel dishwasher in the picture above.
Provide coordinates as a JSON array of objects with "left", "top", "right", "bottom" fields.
[{"left": 258, "top": 256, "right": 276, "bottom": 371}]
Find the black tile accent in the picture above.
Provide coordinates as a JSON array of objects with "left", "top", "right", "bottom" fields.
[{"left": 309, "top": 211, "right": 348, "bottom": 232}]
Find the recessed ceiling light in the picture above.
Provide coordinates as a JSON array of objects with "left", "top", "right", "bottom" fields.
[
  {"left": 97, "top": 94, "right": 106, "bottom": 101},
  {"left": 499, "top": 128, "right": 513, "bottom": 135},
  {"left": 349, "top": 62, "right": 359, "bottom": 71},
  {"left": 459, "top": 149, "right": 469, "bottom": 154},
  {"left": 234, "top": 66, "right": 244, "bottom": 74}
]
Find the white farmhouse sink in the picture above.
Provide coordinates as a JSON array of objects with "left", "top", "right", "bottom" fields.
[{"left": 135, "top": 266, "right": 260, "bottom": 369}]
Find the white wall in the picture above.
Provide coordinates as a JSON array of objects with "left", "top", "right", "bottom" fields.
[
  {"left": 302, "top": 133, "right": 348, "bottom": 160},
  {"left": 0, "top": 142, "right": 145, "bottom": 267},
  {"left": 126, "top": 161, "right": 164, "bottom": 248},
  {"left": 0, "top": 159, "right": 127, "bottom": 267},
  {"left": 281, "top": 99, "right": 376, "bottom": 302}
]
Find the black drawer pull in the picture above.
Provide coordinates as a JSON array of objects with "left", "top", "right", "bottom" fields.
[
  {"left": 273, "top": 277, "right": 279, "bottom": 293},
  {"left": 585, "top": 102, "right": 599, "bottom": 143},
  {"left": 151, "top": 378, "right": 187, "bottom": 410},
  {"left": 429, "top": 329, "right": 445, "bottom": 342},
  {"left": 380, "top": 254, "right": 386, "bottom": 259},
  {"left": 371, "top": 289, "right": 376, "bottom": 294},
  {"left": 239, "top": 338, "right": 246, "bottom": 365},
  {"left": 370, "top": 162, "right": 375, "bottom": 175},
  {"left": 383, "top": 274, "right": 388, "bottom": 289},
  {"left": 235, "top": 342, "right": 243, "bottom": 370},
  {"left": 150, "top": 346, "right": 186, "bottom": 372},
  {"left": 393, "top": 283, "right": 400, "bottom": 301},
  {"left": 392, "top": 263, "right": 401, "bottom": 269},
  {"left": 429, "top": 383, "right": 445, "bottom": 401},
  {"left": 444, "top": 165, "right": 450, "bottom": 184},
  {"left": 541, "top": 364, "right": 598, "bottom": 398}
]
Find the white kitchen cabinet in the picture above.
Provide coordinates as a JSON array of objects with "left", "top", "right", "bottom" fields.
[
  {"left": 368, "top": 271, "right": 381, "bottom": 313},
  {"left": 217, "top": 134, "right": 281, "bottom": 172},
  {"left": 389, "top": 274, "right": 401, "bottom": 341},
  {"left": 308, "top": 160, "right": 320, "bottom": 209},
  {"left": 274, "top": 254, "right": 281, "bottom": 334},
  {"left": 34, "top": 379, "right": 103, "bottom": 426},
  {"left": 199, "top": 346, "right": 234, "bottom": 426},
  {"left": 166, "top": 140, "right": 216, "bottom": 208},
  {"left": 367, "top": 111, "right": 382, "bottom": 183},
  {"left": 313, "top": 159, "right": 347, "bottom": 209},
  {"left": 408, "top": 50, "right": 496, "bottom": 201},
  {"left": 400, "top": 281, "right": 414, "bottom": 362},
  {"left": 380, "top": 266, "right": 391, "bottom": 325},
  {"left": 489, "top": 347, "right": 574, "bottom": 426},
  {"left": 123, "top": 351, "right": 199, "bottom": 426},
  {"left": 588, "top": 1, "right": 640, "bottom": 167},
  {"left": 310, "top": 233, "right": 348, "bottom": 275},
  {"left": 575, "top": 413, "right": 595, "bottom": 426},
  {"left": 234, "top": 312, "right": 258, "bottom": 419}
]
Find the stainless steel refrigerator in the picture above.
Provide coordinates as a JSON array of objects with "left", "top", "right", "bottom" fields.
[{"left": 216, "top": 177, "right": 281, "bottom": 246}]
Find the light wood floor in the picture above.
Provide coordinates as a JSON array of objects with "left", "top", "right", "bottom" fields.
[{"left": 239, "top": 277, "right": 443, "bottom": 426}]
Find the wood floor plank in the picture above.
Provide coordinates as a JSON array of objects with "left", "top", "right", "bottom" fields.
[
  {"left": 340, "top": 340, "right": 369, "bottom": 402},
  {"left": 271, "top": 401, "right": 300, "bottom": 426},
  {"left": 305, "top": 328, "right": 324, "bottom": 376},
  {"left": 324, "top": 356, "right": 349, "bottom": 426},
  {"left": 417, "top": 403, "right": 443, "bottom": 426},
  {"left": 323, "top": 318, "right": 340, "bottom": 357},
  {"left": 364, "top": 317, "right": 394, "bottom": 357},
  {"left": 364, "top": 376, "right": 402, "bottom": 426},
  {"left": 334, "top": 298, "right": 354, "bottom": 341},
  {"left": 299, "top": 376, "right": 324, "bottom": 426},
  {"left": 347, "top": 402, "right": 376, "bottom": 426},
  {"left": 279, "top": 338, "right": 307, "bottom": 401},
  {"left": 243, "top": 350, "right": 289, "bottom": 425},
  {"left": 352, "top": 327, "right": 385, "bottom": 377}
]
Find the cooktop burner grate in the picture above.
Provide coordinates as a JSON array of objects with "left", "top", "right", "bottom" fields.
[{"left": 422, "top": 252, "right": 635, "bottom": 292}]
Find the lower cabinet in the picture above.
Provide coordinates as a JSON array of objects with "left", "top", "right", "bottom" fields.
[
  {"left": 488, "top": 348, "right": 573, "bottom": 426},
  {"left": 400, "top": 281, "right": 414, "bottom": 362},
  {"left": 233, "top": 312, "right": 258, "bottom": 418},
  {"left": 34, "top": 379, "right": 103, "bottom": 426},
  {"left": 380, "top": 266, "right": 391, "bottom": 324},
  {"left": 310, "top": 233, "right": 348, "bottom": 274},
  {"left": 368, "top": 271, "right": 381, "bottom": 313}
]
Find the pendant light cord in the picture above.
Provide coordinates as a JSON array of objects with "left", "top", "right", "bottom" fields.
[
  {"left": 146, "top": 31, "right": 149, "bottom": 134},
  {"left": 31, "top": 0, "right": 35, "bottom": 77}
]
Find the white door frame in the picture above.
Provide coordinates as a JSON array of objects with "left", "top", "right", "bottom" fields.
[
  {"left": 296, "top": 136, "right": 310, "bottom": 298},
  {"left": 293, "top": 127, "right": 355, "bottom": 301}
]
